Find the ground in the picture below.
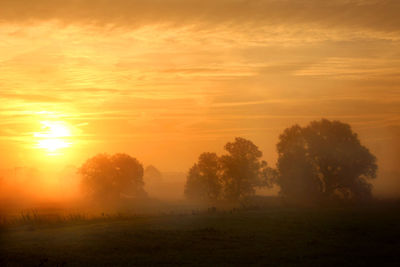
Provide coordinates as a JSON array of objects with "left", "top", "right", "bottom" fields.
[{"left": 1, "top": 204, "right": 400, "bottom": 266}]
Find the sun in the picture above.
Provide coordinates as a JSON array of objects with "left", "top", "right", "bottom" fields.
[{"left": 34, "top": 121, "right": 72, "bottom": 155}]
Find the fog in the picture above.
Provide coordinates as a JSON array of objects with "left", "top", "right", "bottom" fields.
[
  {"left": 0, "top": 164, "right": 398, "bottom": 218},
  {"left": 0, "top": 166, "right": 80, "bottom": 212},
  {"left": 1, "top": 121, "right": 399, "bottom": 218},
  {"left": 0, "top": 163, "right": 187, "bottom": 218}
]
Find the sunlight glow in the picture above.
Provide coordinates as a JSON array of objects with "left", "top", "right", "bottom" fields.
[{"left": 34, "top": 121, "right": 72, "bottom": 155}]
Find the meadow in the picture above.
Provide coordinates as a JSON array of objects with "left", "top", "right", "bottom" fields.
[{"left": 1, "top": 201, "right": 400, "bottom": 266}]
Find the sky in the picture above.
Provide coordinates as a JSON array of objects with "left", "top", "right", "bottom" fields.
[{"left": 0, "top": 0, "right": 400, "bottom": 195}]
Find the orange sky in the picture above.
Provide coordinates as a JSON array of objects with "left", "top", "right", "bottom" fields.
[{"left": 0, "top": 0, "right": 399, "bottom": 191}]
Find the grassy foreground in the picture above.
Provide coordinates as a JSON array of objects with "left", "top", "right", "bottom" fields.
[{"left": 1, "top": 205, "right": 400, "bottom": 266}]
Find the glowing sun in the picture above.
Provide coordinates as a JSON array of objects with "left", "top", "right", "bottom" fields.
[{"left": 34, "top": 121, "right": 72, "bottom": 154}]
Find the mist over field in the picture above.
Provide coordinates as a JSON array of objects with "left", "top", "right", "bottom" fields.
[{"left": 0, "top": 136, "right": 398, "bottom": 215}]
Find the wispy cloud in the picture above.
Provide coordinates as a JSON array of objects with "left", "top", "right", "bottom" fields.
[
  {"left": 1, "top": 1, "right": 399, "bottom": 34},
  {"left": 295, "top": 57, "right": 400, "bottom": 79}
]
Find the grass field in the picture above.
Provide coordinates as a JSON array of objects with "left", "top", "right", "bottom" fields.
[{"left": 1, "top": 204, "right": 400, "bottom": 266}]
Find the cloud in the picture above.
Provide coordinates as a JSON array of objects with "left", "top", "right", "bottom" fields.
[
  {"left": 1, "top": 0, "right": 400, "bottom": 173},
  {"left": 0, "top": 0, "right": 399, "bottom": 35},
  {"left": 1, "top": 93, "right": 68, "bottom": 103},
  {"left": 294, "top": 57, "right": 400, "bottom": 79}
]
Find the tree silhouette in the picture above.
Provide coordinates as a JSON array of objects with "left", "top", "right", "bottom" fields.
[
  {"left": 79, "top": 153, "right": 146, "bottom": 202},
  {"left": 144, "top": 165, "right": 163, "bottom": 182},
  {"left": 220, "top": 137, "right": 273, "bottom": 201},
  {"left": 185, "top": 138, "right": 274, "bottom": 203},
  {"left": 276, "top": 119, "right": 377, "bottom": 202},
  {"left": 184, "top": 152, "right": 221, "bottom": 202}
]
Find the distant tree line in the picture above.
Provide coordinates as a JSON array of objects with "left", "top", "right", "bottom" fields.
[
  {"left": 78, "top": 119, "right": 377, "bottom": 205},
  {"left": 185, "top": 119, "right": 377, "bottom": 204}
]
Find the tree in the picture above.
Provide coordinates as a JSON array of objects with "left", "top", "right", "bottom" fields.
[
  {"left": 79, "top": 153, "right": 146, "bottom": 202},
  {"left": 144, "top": 165, "right": 163, "bottom": 183},
  {"left": 220, "top": 137, "right": 274, "bottom": 201},
  {"left": 276, "top": 119, "right": 377, "bottom": 202},
  {"left": 184, "top": 138, "right": 274, "bottom": 203},
  {"left": 184, "top": 152, "right": 222, "bottom": 202}
]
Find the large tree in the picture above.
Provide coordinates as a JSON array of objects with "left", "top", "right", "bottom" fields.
[
  {"left": 220, "top": 137, "right": 272, "bottom": 201},
  {"left": 79, "top": 153, "right": 146, "bottom": 202},
  {"left": 184, "top": 138, "right": 274, "bottom": 203},
  {"left": 276, "top": 119, "right": 377, "bottom": 202},
  {"left": 184, "top": 152, "right": 221, "bottom": 202}
]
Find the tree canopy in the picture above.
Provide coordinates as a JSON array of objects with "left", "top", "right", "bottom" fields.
[
  {"left": 79, "top": 153, "right": 146, "bottom": 202},
  {"left": 144, "top": 165, "right": 163, "bottom": 183},
  {"left": 184, "top": 152, "right": 221, "bottom": 202},
  {"left": 184, "top": 138, "right": 274, "bottom": 202},
  {"left": 276, "top": 119, "right": 377, "bottom": 202},
  {"left": 220, "top": 137, "right": 273, "bottom": 201}
]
